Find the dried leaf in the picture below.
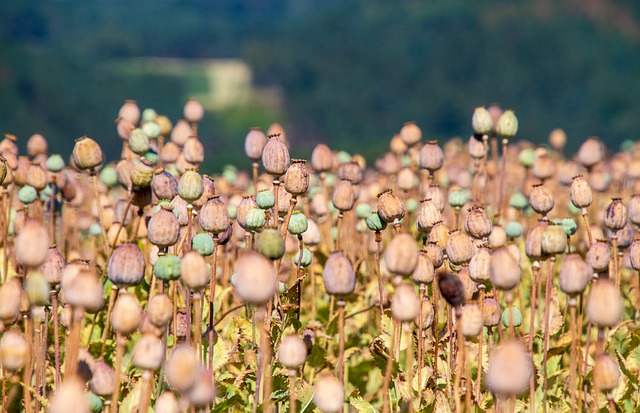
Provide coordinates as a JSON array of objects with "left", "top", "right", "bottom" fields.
[
  {"left": 434, "top": 390, "right": 452, "bottom": 413},
  {"left": 350, "top": 395, "right": 378, "bottom": 412}
]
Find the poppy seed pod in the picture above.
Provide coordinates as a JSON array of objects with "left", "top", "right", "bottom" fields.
[
  {"left": 244, "top": 128, "right": 267, "bottom": 161},
  {"left": 630, "top": 239, "right": 640, "bottom": 271},
  {"left": 128, "top": 128, "right": 149, "bottom": 155},
  {"left": 461, "top": 304, "right": 483, "bottom": 337},
  {"left": 192, "top": 174, "right": 215, "bottom": 209},
  {"left": 278, "top": 334, "right": 307, "bottom": 369},
  {"left": 89, "top": 361, "right": 115, "bottom": 397},
  {"left": 419, "top": 140, "right": 444, "bottom": 172},
  {"left": 178, "top": 169, "right": 204, "bottom": 203},
  {"left": 400, "top": 122, "right": 422, "bottom": 146},
  {"left": 234, "top": 252, "right": 276, "bottom": 305},
  {"left": 288, "top": 211, "right": 308, "bottom": 235},
  {"left": 119, "top": 99, "right": 140, "bottom": 124},
  {"left": 446, "top": 231, "right": 475, "bottom": 265},
  {"left": 152, "top": 168, "right": 178, "bottom": 200},
  {"left": 108, "top": 243, "right": 145, "bottom": 286},
  {"left": 39, "top": 246, "right": 66, "bottom": 286},
  {"left": 396, "top": 167, "right": 416, "bottom": 192},
  {"left": 587, "top": 241, "right": 610, "bottom": 273},
  {"left": 593, "top": 354, "right": 621, "bottom": 392},
  {"left": 131, "top": 157, "right": 155, "bottom": 188},
  {"left": 468, "top": 135, "right": 486, "bottom": 159},
  {"left": 415, "top": 299, "right": 434, "bottom": 330},
  {"left": 428, "top": 221, "right": 449, "bottom": 252},
  {"left": 284, "top": 159, "right": 310, "bottom": 196},
  {"left": 148, "top": 293, "right": 173, "bottom": 327},
  {"left": 183, "top": 136, "right": 205, "bottom": 164},
  {"left": 377, "top": 190, "right": 405, "bottom": 224},
  {"left": 0, "top": 278, "right": 22, "bottom": 323},
  {"left": 337, "top": 162, "right": 363, "bottom": 186},
  {"left": 323, "top": 252, "right": 356, "bottom": 297},
  {"left": 26, "top": 133, "right": 47, "bottom": 157},
  {"left": 469, "top": 246, "right": 491, "bottom": 283},
  {"left": 570, "top": 175, "right": 592, "bottom": 208},
  {"left": 155, "top": 392, "right": 179, "bottom": 413},
  {"left": 529, "top": 184, "right": 554, "bottom": 216},
  {"left": 72, "top": 136, "right": 103, "bottom": 171},
  {"left": 472, "top": 107, "right": 493, "bottom": 135},
  {"left": 438, "top": 272, "right": 465, "bottom": 308},
  {"left": 486, "top": 340, "right": 533, "bottom": 396},
  {"left": 411, "top": 252, "right": 435, "bottom": 284},
  {"left": 262, "top": 134, "right": 290, "bottom": 178},
  {"left": 184, "top": 98, "right": 204, "bottom": 123},
  {"left": 604, "top": 198, "right": 627, "bottom": 231},
  {"left": 236, "top": 197, "right": 258, "bottom": 230},
  {"left": 525, "top": 220, "right": 548, "bottom": 261},
  {"left": 180, "top": 251, "right": 210, "bottom": 290},
  {"left": 199, "top": 196, "right": 230, "bottom": 235},
  {"left": 559, "top": 254, "right": 592, "bottom": 297},
  {"left": 165, "top": 345, "right": 198, "bottom": 392},
  {"left": 457, "top": 267, "right": 478, "bottom": 301},
  {"left": 161, "top": 141, "right": 181, "bottom": 165},
  {"left": 377, "top": 152, "right": 401, "bottom": 176},
  {"left": 465, "top": 206, "right": 492, "bottom": 239},
  {"left": 148, "top": 206, "right": 180, "bottom": 248},
  {"left": 64, "top": 268, "right": 105, "bottom": 312},
  {"left": 424, "top": 185, "right": 445, "bottom": 212},
  {"left": 110, "top": 293, "right": 142, "bottom": 335},
  {"left": 189, "top": 370, "right": 217, "bottom": 407},
  {"left": 490, "top": 248, "right": 521, "bottom": 290},
  {"left": 26, "top": 162, "right": 47, "bottom": 191},
  {"left": 314, "top": 374, "right": 343, "bottom": 413},
  {"left": 541, "top": 224, "right": 568, "bottom": 255},
  {"left": 483, "top": 298, "right": 501, "bottom": 327},
  {"left": 15, "top": 218, "right": 49, "bottom": 268},
  {"left": 133, "top": 334, "right": 165, "bottom": 370},
  {"left": 416, "top": 198, "right": 441, "bottom": 234},
  {"left": 154, "top": 254, "right": 181, "bottom": 282},
  {"left": 577, "top": 137, "right": 603, "bottom": 169},
  {"left": 0, "top": 330, "right": 28, "bottom": 372},
  {"left": 384, "top": 233, "right": 419, "bottom": 276},
  {"left": 495, "top": 110, "right": 518, "bottom": 139},
  {"left": 25, "top": 271, "right": 50, "bottom": 306},
  {"left": 531, "top": 154, "right": 555, "bottom": 181},
  {"left": 332, "top": 179, "right": 355, "bottom": 212},
  {"left": 488, "top": 225, "right": 507, "bottom": 248},
  {"left": 0, "top": 156, "right": 7, "bottom": 185},
  {"left": 255, "top": 228, "right": 285, "bottom": 260},
  {"left": 587, "top": 279, "right": 622, "bottom": 328},
  {"left": 391, "top": 284, "right": 420, "bottom": 322},
  {"left": 311, "top": 144, "right": 333, "bottom": 173},
  {"left": 302, "top": 219, "right": 322, "bottom": 246}
]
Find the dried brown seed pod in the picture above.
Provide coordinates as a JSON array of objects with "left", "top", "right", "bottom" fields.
[
  {"left": 132, "top": 333, "right": 165, "bottom": 370},
  {"left": 604, "top": 198, "right": 627, "bottom": 232},
  {"left": 531, "top": 153, "right": 555, "bottom": 181},
  {"left": 180, "top": 251, "right": 210, "bottom": 290},
  {"left": 377, "top": 189, "right": 405, "bottom": 224},
  {"left": 161, "top": 141, "right": 181, "bottom": 164},
  {"left": 415, "top": 299, "right": 434, "bottom": 330},
  {"left": 148, "top": 207, "right": 181, "bottom": 248},
  {"left": 586, "top": 279, "right": 622, "bottom": 328},
  {"left": 338, "top": 161, "right": 363, "bottom": 185},
  {"left": 482, "top": 298, "right": 501, "bottom": 327},
  {"left": 465, "top": 206, "right": 492, "bottom": 239},
  {"left": 468, "top": 135, "right": 486, "bottom": 159},
  {"left": 234, "top": 252, "right": 276, "bottom": 305},
  {"left": 411, "top": 252, "right": 435, "bottom": 284},
  {"left": 559, "top": 254, "right": 591, "bottom": 297},
  {"left": 322, "top": 252, "right": 356, "bottom": 297},
  {"left": 416, "top": 198, "right": 441, "bottom": 234},
  {"left": 39, "top": 246, "right": 66, "bottom": 286},
  {"left": 529, "top": 184, "right": 554, "bottom": 216},
  {"left": 278, "top": 334, "right": 307, "bottom": 368},
  {"left": 108, "top": 243, "right": 146, "bottom": 286},
  {"left": 400, "top": 122, "right": 422, "bottom": 146},
  {"left": 26, "top": 162, "right": 47, "bottom": 190},
  {"left": 577, "top": 137, "right": 603, "bottom": 169},
  {"left": 152, "top": 168, "right": 178, "bottom": 200},
  {"left": 396, "top": 167, "right": 416, "bottom": 192},
  {"left": 188, "top": 368, "right": 216, "bottom": 407},
  {"left": 458, "top": 267, "right": 478, "bottom": 301},
  {"left": 630, "top": 239, "right": 640, "bottom": 271},
  {"left": 314, "top": 374, "right": 344, "bottom": 413},
  {"left": 438, "top": 272, "right": 465, "bottom": 308},
  {"left": 183, "top": 136, "right": 205, "bottom": 164},
  {"left": 311, "top": 143, "right": 333, "bottom": 173},
  {"left": 377, "top": 152, "right": 401, "bottom": 176},
  {"left": 419, "top": 140, "right": 444, "bottom": 172},
  {"left": 183, "top": 98, "right": 204, "bottom": 123},
  {"left": 284, "top": 159, "right": 310, "bottom": 196},
  {"left": 199, "top": 196, "right": 230, "bottom": 235},
  {"left": 446, "top": 231, "right": 474, "bottom": 265},
  {"left": 63, "top": 268, "right": 105, "bottom": 312},
  {"left": 13, "top": 156, "right": 30, "bottom": 186},
  {"left": 110, "top": 293, "right": 142, "bottom": 335},
  {"left": 236, "top": 196, "right": 258, "bottom": 230},
  {"left": 155, "top": 392, "right": 180, "bottom": 413},
  {"left": 424, "top": 242, "right": 444, "bottom": 268},
  {"left": 628, "top": 194, "right": 640, "bottom": 226},
  {"left": 525, "top": 220, "right": 548, "bottom": 261},
  {"left": 15, "top": 218, "right": 49, "bottom": 268},
  {"left": 391, "top": 284, "right": 420, "bottom": 322},
  {"left": 119, "top": 99, "right": 140, "bottom": 124},
  {"left": 49, "top": 377, "right": 90, "bottom": 413},
  {"left": 593, "top": 354, "right": 620, "bottom": 392},
  {"left": 262, "top": 134, "right": 290, "bottom": 178},
  {"left": 332, "top": 179, "right": 356, "bottom": 212},
  {"left": 570, "top": 175, "right": 592, "bottom": 208},
  {"left": 72, "top": 136, "right": 103, "bottom": 171},
  {"left": 461, "top": 303, "right": 483, "bottom": 337},
  {"left": 89, "top": 361, "right": 116, "bottom": 396},
  {"left": 0, "top": 278, "right": 22, "bottom": 324},
  {"left": 490, "top": 247, "right": 521, "bottom": 291},
  {"left": 541, "top": 224, "right": 568, "bottom": 255},
  {"left": 384, "top": 233, "right": 419, "bottom": 276},
  {"left": 148, "top": 293, "right": 173, "bottom": 327},
  {"left": 486, "top": 339, "right": 533, "bottom": 396},
  {"left": 488, "top": 225, "right": 507, "bottom": 248},
  {"left": 171, "top": 195, "right": 190, "bottom": 226},
  {"left": 165, "top": 345, "right": 198, "bottom": 392},
  {"left": 106, "top": 224, "right": 128, "bottom": 248},
  {"left": 244, "top": 128, "right": 267, "bottom": 161},
  {"left": 469, "top": 246, "right": 491, "bottom": 283}
]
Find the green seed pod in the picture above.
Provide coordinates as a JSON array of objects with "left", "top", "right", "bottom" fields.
[
  {"left": 131, "top": 157, "right": 155, "bottom": 188},
  {"left": 496, "top": 110, "right": 518, "bottom": 139},
  {"left": 256, "top": 229, "right": 285, "bottom": 260},
  {"left": 355, "top": 203, "right": 372, "bottom": 220},
  {"left": 129, "top": 129, "right": 150, "bottom": 155},
  {"left": 448, "top": 189, "right": 469, "bottom": 209},
  {"left": 256, "top": 189, "right": 275, "bottom": 209},
  {"left": 501, "top": 307, "right": 523, "bottom": 327},
  {"left": 509, "top": 192, "right": 528, "bottom": 210},
  {"left": 192, "top": 233, "right": 214, "bottom": 256},
  {"left": 100, "top": 164, "right": 118, "bottom": 188},
  {"left": 245, "top": 208, "right": 266, "bottom": 231},
  {"left": 518, "top": 148, "right": 536, "bottom": 168},
  {"left": 505, "top": 221, "right": 522, "bottom": 238},
  {"left": 18, "top": 185, "right": 38, "bottom": 205},
  {"left": 25, "top": 271, "right": 50, "bottom": 306},
  {"left": 365, "top": 212, "right": 387, "bottom": 232},
  {"left": 288, "top": 211, "right": 308, "bottom": 235},
  {"left": 142, "top": 121, "right": 161, "bottom": 139},
  {"left": 561, "top": 218, "right": 577, "bottom": 236},
  {"left": 293, "top": 248, "right": 312, "bottom": 268},
  {"left": 472, "top": 107, "right": 493, "bottom": 135},
  {"left": 46, "top": 154, "right": 65, "bottom": 173},
  {"left": 178, "top": 169, "right": 204, "bottom": 203},
  {"left": 86, "top": 392, "right": 103, "bottom": 413},
  {"left": 154, "top": 254, "right": 181, "bottom": 281}
]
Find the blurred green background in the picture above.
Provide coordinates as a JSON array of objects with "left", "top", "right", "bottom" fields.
[{"left": 1, "top": 0, "right": 640, "bottom": 172}]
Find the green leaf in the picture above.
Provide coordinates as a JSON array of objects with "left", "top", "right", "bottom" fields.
[
  {"left": 212, "top": 394, "right": 242, "bottom": 413},
  {"left": 350, "top": 395, "right": 378, "bottom": 412}
]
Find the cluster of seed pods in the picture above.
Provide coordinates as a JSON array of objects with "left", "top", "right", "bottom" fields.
[{"left": 0, "top": 100, "right": 635, "bottom": 413}]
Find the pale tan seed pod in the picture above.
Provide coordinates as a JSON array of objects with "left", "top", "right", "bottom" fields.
[
  {"left": 244, "top": 128, "right": 267, "bottom": 161},
  {"left": 377, "top": 152, "right": 401, "bottom": 176},
  {"left": 390, "top": 134, "right": 407, "bottom": 155},
  {"left": 469, "top": 246, "right": 491, "bottom": 283},
  {"left": 384, "top": 233, "right": 419, "bottom": 276},
  {"left": 490, "top": 248, "right": 521, "bottom": 290},
  {"left": 425, "top": 185, "right": 445, "bottom": 212},
  {"left": 588, "top": 241, "right": 611, "bottom": 273},
  {"left": 559, "top": 254, "right": 591, "bottom": 297},
  {"left": 133, "top": 333, "right": 165, "bottom": 370},
  {"left": 26, "top": 162, "right": 47, "bottom": 190},
  {"left": 416, "top": 198, "right": 441, "bottom": 234},
  {"left": 461, "top": 304, "right": 483, "bottom": 337},
  {"left": 49, "top": 377, "right": 90, "bottom": 413},
  {"left": 180, "top": 251, "right": 210, "bottom": 290},
  {"left": 446, "top": 231, "right": 475, "bottom": 265},
  {"left": 276, "top": 187, "right": 293, "bottom": 216},
  {"left": 400, "top": 122, "right": 422, "bottom": 146},
  {"left": 119, "top": 99, "right": 140, "bottom": 124},
  {"left": 604, "top": 198, "right": 627, "bottom": 231},
  {"left": 549, "top": 128, "right": 567, "bottom": 150},
  {"left": 488, "top": 225, "right": 507, "bottom": 248},
  {"left": 89, "top": 361, "right": 116, "bottom": 396},
  {"left": 116, "top": 159, "right": 133, "bottom": 189},
  {"left": 628, "top": 194, "right": 640, "bottom": 226},
  {"left": 391, "top": 284, "right": 420, "bottom": 322},
  {"left": 171, "top": 195, "right": 190, "bottom": 226},
  {"left": 131, "top": 157, "right": 155, "bottom": 188},
  {"left": 630, "top": 239, "right": 640, "bottom": 271},
  {"left": 531, "top": 153, "right": 555, "bottom": 181},
  {"left": 465, "top": 206, "right": 492, "bottom": 239},
  {"left": 586, "top": 279, "right": 622, "bottom": 328},
  {"left": 428, "top": 222, "right": 449, "bottom": 252},
  {"left": 155, "top": 392, "right": 180, "bottom": 413},
  {"left": 486, "top": 339, "right": 533, "bottom": 396},
  {"left": 322, "top": 252, "right": 356, "bottom": 297},
  {"left": 39, "top": 246, "right": 66, "bottom": 286},
  {"left": 593, "top": 354, "right": 620, "bottom": 392},
  {"left": 111, "top": 293, "right": 142, "bottom": 335},
  {"left": 396, "top": 167, "right": 416, "bottom": 192},
  {"left": 577, "top": 137, "right": 604, "bottom": 169},
  {"left": 570, "top": 175, "right": 592, "bottom": 208},
  {"left": 311, "top": 144, "right": 333, "bottom": 173},
  {"left": 188, "top": 368, "right": 216, "bottom": 407},
  {"left": 332, "top": 179, "right": 355, "bottom": 212},
  {"left": 234, "top": 252, "right": 276, "bottom": 305},
  {"left": 559, "top": 162, "right": 583, "bottom": 186},
  {"left": 148, "top": 206, "right": 180, "bottom": 248},
  {"left": 161, "top": 141, "right": 181, "bottom": 164},
  {"left": 139, "top": 311, "right": 164, "bottom": 337},
  {"left": 171, "top": 119, "right": 191, "bottom": 147},
  {"left": 278, "top": 334, "right": 307, "bottom": 368},
  {"left": 0, "top": 134, "right": 18, "bottom": 158},
  {"left": 15, "top": 218, "right": 49, "bottom": 268},
  {"left": 411, "top": 252, "right": 435, "bottom": 284},
  {"left": 184, "top": 98, "right": 204, "bottom": 123},
  {"left": 13, "top": 156, "right": 29, "bottom": 186},
  {"left": 419, "top": 140, "right": 444, "bottom": 172},
  {"left": 64, "top": 268, "right": 105, "bottom": 312},
  {"left": 338, "top": 161, "right": 363, "bottom": 185},
  {"left": 314, "top": 374, "right": 343, "bottom": 413},
  {"left": 415, "top": 299, "right": 434, "bottom": 330},
  {"left": 199, "top": 196, "right": 230, "bottom": 235},
  {"left": 262, "top": 134, "right": 290, "bottom": 178},
  {"left": 468, "top": 135, "right": 486, "bottom": 159},
  {"left": 106, "top": 224, "right": 128, "bottom": 247},
  {"left": 458, "top": 267, "right": 478, "bottom": 301},
  {"left": 482, "top": 298, "right": 501, "bottom": 327},
  {"left": 183, "top": 136, "right": 205, "bottom": 164},
  {"left": 0, "top": 278, "right": 22, "bottom": 324},
  {"left": 284, "top": 159, "right": 310, "bottom": 196},
  {"left": 72, "top": 136, "right": 103, "bottom": 171},
  {"left": 529, "top": 184, "right": 554, "bottom": 216},
  {"left": 541, "top": 224, "right": 568, "bottom": 255},
  {"left": 148, "top": 293, "right": 173, "bottom": 327},
  {"left": 525, "top": 220, "right": 548, "bottom": 261},
  {"left": 165, "top": 345, "right": 198, "bottom": 392},
  {"left": 424, "top": 242, "right": 444, "bottom": 268}
]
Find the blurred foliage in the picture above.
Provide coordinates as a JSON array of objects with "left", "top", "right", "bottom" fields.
[{"left": 1, "top": 0, "right": 640, "bottom": 170}]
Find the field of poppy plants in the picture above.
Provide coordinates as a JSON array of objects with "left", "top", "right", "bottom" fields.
[{"left": 0, "top": 99, "right": 638, "bottom": 413}]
